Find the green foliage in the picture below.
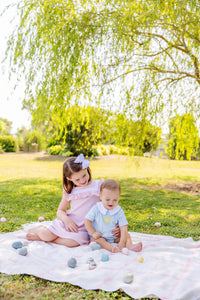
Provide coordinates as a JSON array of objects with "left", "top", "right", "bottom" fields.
[
  {"left": 166, "top": 113, "right": 199, "bottom": 160},
  {"left": 47, "top": 145, "right": 73, "bottom": 157},
  {"left": 17, "top": 127, "right": 46, "bottom": 152},
  {"left": 44, "top": 105, "right": 161, "bottom": 156},
  {"left": 0, "top": 118, "right": 12, "bottom": 136},
  {"left": 5, "top": 0, "right": 200, "bottom": 136},
  {"left": 0, "top": 136, "right": 17, "bottom": 152},
  {"left": 46, "top": 105, "right": 110, "bottom": 156},
  {"left": 93, "top": 144, "right": 130, "bottom": 156},
  {"left": 0, "top": 144, "right": 4, "bottom": 154},
  {"left": 112, "top": 114, "right": 162, "bottom": 154},
  {"left": 47, "top": 145, "right": 64, "bottom": 155}
]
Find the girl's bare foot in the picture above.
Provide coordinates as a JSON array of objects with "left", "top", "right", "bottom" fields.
[
  {"left": 26, "top": 232, "right": 42, "bottom": 241},
  {"left": 26, "top": 227, "right": 42, "bottom": 241},
  {"left": 127, "top": 242, "right": 142, "bottom": 252}
]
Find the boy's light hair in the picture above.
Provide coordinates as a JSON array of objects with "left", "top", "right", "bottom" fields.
[{"left": 100, "top": 179, "right": 120, "bottom": 194}]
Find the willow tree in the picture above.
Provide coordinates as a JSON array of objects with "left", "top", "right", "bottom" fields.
[
  {"left": 166, "top": 113, "right": 199, "bottom": 160},
  {"left": 5, "top": 0, "right": 200, "bottom": 132}
]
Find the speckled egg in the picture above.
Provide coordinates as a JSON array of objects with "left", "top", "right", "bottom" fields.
[
  {"left": 12, "top": 241, "right": 23, "bottom": 249},
  {"left": 137, "top": 255, "right": 144, "bottom": 263},
  {"left": 87, "top": 257, "right": 94, "bottom": 264},
  {"left": 123, "top": 273, "right": 134, "bottom": 284},
  {"left": 19, "top": 247, "right": 28, "bottom": 256},
  {"left": 101, "top": 253, "right": 109, "bottom": 262},
  {"left": 1, "top": 217, "right": 6, "bottom": 222},
  {"left": 91, "top": 243, "right": 101, "bottom": 251},
  {"left": 89, "top": 260, "right": 97, "bottom": 270},
  {"left": 122, "top": 248, "right": 129, "bottom": 255},
  {"left": 68, "top": 257, "right": 77, "bottom": 268}
]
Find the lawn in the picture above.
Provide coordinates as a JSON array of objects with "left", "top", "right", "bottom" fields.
[{"left": 1, "top": 152, "right": 200, "bottom": 299}]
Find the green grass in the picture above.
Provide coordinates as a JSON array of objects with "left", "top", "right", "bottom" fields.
[{"left": 1, "top": 152, "right": 200, "bottom": 299}]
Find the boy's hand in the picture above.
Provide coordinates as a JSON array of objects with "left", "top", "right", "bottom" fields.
[{"left": 92, "top": 231, "right": 102, "bottom": 239}]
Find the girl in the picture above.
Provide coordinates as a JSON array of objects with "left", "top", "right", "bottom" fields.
[{"left": 26, "top": 154, "right": 119, "bottom": 247}]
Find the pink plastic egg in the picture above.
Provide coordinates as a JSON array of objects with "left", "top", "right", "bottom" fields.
[{"left": 122, "top": 248, "right": 129, "bottom": 255}]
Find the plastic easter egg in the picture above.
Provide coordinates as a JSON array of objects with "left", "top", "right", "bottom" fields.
[
  {"left": 91, "top": 243, "right": 101, "bottom": 251},
  {"left": 101, "top": 253, "right": 109, "bottom": 262},
  {"left": 137, "top": 255, "right": 144, "bottom": 263},
  {"left": 89, "top": 260, "right": 97, "bottom": 270},
  {"left": 122, "top": 248, "right": 129, "bottom": 255},
  {"left": 19, "top": 247, "right": 28, "bottom": 256},
  {"left": 87, "top": 257, "right": 94, "bottom": 264},
  {"left": 12, "top": 241, "right": 23, "bottom": 249},
  {"left": 155, "top": 222, "right": 161, "bottom": 227},
  {"left": 68, "top": 257, "right": 77, "bottom": 268},
  {"left": 38, "top": 216, "right": 44, "bottom": 222},
  {"left": 1, "top": 217, "right": 6, "bottom": 222},
  {"left": 123, "top": 273, "right": 134, "bottom": 284}
]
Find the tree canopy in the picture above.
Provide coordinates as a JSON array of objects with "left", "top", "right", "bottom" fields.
[
  {"left": 0, "top": 118, "right": 12, "bottom": 136},
  {"left": 5, "top": 0, "right": 200, "bottom": 130}
]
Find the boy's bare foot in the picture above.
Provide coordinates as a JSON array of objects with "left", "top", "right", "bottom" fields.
[
  {"left": 127, "top": 242, "right": 142, "bottom": 252},
  {"left": 112, "top": 246, "right": 120, "bottom": 253}
]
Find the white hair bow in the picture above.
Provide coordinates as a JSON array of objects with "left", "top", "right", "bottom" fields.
[{"left": 74, "top": 153, "right": 90, "bottom": 169}]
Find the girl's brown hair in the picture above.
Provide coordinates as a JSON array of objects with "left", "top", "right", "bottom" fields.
[
  {"left": 100, "top": 179, "right": 120, "bottom": 194},
  {"left": 63, "top": 157, "right": 92, "bottom": 193}
]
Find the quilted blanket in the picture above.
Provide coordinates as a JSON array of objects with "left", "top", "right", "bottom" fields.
[{"left": 1, "top": 221, "right": 200, "bottom": 300}]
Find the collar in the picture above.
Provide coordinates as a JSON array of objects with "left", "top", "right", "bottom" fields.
[{"left": 97, "top": 202, "right": 121, "bottom": 215}]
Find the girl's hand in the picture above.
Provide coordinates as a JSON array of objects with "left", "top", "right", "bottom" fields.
[
  {"left": 64, "top": 218, "right": 78, "bottom": 232},
  {"left": 92, "top": 231, "right": 102, "bottom": 239},
  {"left": 112, "top": 224, "right": 120, "bottom": 238}
]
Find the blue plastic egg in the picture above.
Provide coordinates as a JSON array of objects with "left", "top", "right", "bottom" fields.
[
  {"left": 12, "top": 241, "right": 23, "bottom": 249},
  {"left": 68, "top": 257, "right": 77, "bottom": 268},
  {"left": 91, "top": 243, "right": 101, "bottom": 251},
  {"left": 19, "top": 247, "right": 28, "bottom": 256},
  {"left": 101, "top": 253, "right": 109, "bottom": 262}
]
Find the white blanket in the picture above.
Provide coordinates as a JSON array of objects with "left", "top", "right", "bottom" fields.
[{"left": 1, "top": 222, "right": 200, "bottom": 300}]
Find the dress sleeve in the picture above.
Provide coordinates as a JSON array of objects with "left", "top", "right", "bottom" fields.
[{"left": 63, "top": 188, "right": 71, "bottom": 202}]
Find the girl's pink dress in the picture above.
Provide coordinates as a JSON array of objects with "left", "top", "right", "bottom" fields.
[{"left": 48, "top": 179, "right": 103, "bottom": 245}]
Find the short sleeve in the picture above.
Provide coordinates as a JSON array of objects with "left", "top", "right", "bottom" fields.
[
  {"left": 85, "top": 204, "right": 97, "bottom": 221},
  {"left": 118, "top": 209, "right": 128, "bottom": 227},
  {"left": 63, "top": 188, "right": 70, "bottom": 202}
]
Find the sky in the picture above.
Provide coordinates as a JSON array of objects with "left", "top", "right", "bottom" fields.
[{"left": 0, "top": 1, "right": 31, "bottom": 134}]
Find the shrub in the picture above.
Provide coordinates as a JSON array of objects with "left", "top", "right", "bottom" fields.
[
  {"left": 60, "top": 150, "right": 73, "bottom": 157},
  {"left": 0, "top": 136, "right": 17, "bottom": 152},
  {"left": 47, "top": 145, "right": 64, "bottom": 155},
  {"left": 0, "top": 144, "right": 4, "bottom": 154}
]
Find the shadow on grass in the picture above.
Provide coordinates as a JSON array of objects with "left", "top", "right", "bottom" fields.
[{"left": 34, "top": 154, "right": 66, "bottom": 162}]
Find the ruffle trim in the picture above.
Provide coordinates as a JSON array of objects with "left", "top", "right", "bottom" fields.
[{"left": 63, "top": 179, "right": 104, "bottom": 201}]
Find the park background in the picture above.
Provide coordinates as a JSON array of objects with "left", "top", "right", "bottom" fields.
[{"left": 1, "top": 0, "right": 200, "bottom": 299}]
